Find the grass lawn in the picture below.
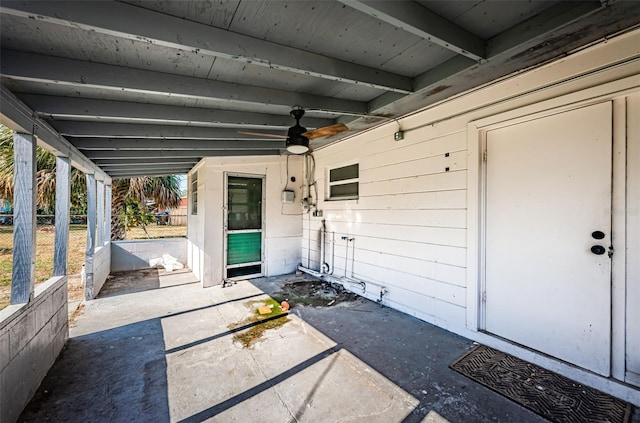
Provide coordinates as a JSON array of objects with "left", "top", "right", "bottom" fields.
[
  {"left": 0, "top": 225, "right": 87, "bottom": 310},
  {"left": 0, "top": 224, "right": 186, "bottom": 310},
  {"left": 126, "top": 224, "right": 186, "bottom": 239}
]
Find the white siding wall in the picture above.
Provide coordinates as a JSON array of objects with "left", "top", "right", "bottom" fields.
[
  {"left": 187, "top": 163, "right": 206, "bottom": 284},
  {"left": 303, "top": 30, "right": 640, "bottom": 348},
  {"left": 187, "top": 156, "right": 304, "bottom": 285},
  {"left": 305, "top": 122, "right": 469, "bottom": 328}
]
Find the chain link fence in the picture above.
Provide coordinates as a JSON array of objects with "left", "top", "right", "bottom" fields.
[
  {"left": 1, "top": 214, "right": 187, "bottom": 309},
  {"left": 124, "top": 213, "right": 187, "bottom": 239}
]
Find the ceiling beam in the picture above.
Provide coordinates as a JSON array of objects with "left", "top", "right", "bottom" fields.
[
  {"left": 1, "top": 50, "right": 368, "bottom": 115},
  {"left": 0, "top": 85, "right": 110, "bottom": 181},
  {"left": 72, "top": 138, "right": 284, "bottom": 150},
  {"left": 109, "top": 170, "right": 191, "bottom": 178},
  {"left": 53, "top": 122, "right": 285, "bottom": 140},
  {"left": 102, "top": 164, "right": 195, "bottom": 173},
  {"left": 84, "top": 150, "right": 281, "bottom": 159},
  {"left": 367, "top": 0, "right": 606, "bottom": 115},
  {"left": 486, "top": 1, "right": 602, "bottom": 57},
  {"left": 21, "top": 95, "right": 335, "bottom": 130},
  {"left": 92, "top": 158, "right": 199, "bottom": 166},
  {"left": 101, "top": 164, "right": 193, "bottom": 172},
  {"left": 339, "top": 0, "right": 485, "bottom": 61},
  {"left": 0, "top": 0, "right": 412, "bottom": 94},
  {"left": 105, "top": 167, "right": 192, "bottom": 174}
]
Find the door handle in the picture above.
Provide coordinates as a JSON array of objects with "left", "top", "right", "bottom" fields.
[{"left": 591, "top": 245, "right": 606, "bottom": 255}]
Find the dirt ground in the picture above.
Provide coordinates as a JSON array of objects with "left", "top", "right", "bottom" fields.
[{"left": 272, "top": 279, "right": 360, "bottom": 308}]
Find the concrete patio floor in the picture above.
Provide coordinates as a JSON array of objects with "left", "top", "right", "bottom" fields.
[{"left": 18, "top": 269, "right": 552, "bottom": 422}]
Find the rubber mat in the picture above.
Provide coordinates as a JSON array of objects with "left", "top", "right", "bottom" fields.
[{"left": 450, "top": 345, "right": 633, "bottom": 423}]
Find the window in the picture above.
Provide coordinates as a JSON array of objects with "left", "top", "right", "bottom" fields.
[
  {"left": 328, "top": 163, "right": 359, "bottom": 200},
  {"left": 190, "top": 172, "right": 198, "bottom": 214}
]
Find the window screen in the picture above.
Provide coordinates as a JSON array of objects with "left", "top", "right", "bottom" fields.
[
  {"left": 328, "top": 163, "right": 359, "bottom": 200},
  {"left": 227, "top": 176, "right": 262, "bottom": 230}
]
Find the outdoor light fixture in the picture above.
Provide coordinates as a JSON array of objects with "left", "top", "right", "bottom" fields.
[
  {"left": 286, "top": 107, "right": 310, "bottom": 154},
  {"left": 286, "top": 134, "right": 310, "bottom": 154}
]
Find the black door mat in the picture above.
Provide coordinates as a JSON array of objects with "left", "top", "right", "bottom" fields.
[{"left": 450, "top": 345, "right": 633, "bottom": 423}]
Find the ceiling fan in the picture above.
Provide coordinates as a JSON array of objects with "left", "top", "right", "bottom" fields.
[{"left": 239, "top": 106, "right": 348, "bottom": 154}]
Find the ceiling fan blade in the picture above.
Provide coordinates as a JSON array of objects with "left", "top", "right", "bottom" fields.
[
  {"left": 302, "top": 123, "right": 348, "bottom": 140},
  {"left": 238, "top": 130, "right": 287, "bottom": 139}
]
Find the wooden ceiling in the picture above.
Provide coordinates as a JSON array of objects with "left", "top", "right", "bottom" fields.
[{"left": 1, "top": 1, "right": 639, "bottom": 177}]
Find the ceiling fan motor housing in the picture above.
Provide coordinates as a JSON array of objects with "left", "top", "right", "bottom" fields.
[{"left": 286, "top": 106, "right": 310, "bottom": 154}]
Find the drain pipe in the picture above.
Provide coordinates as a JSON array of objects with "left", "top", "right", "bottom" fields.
[
  {"left": 341, "top": 236, "right": 354, "bottom": 277},
  {"left": 343, "top": 237, "right": 348, "bottom": 278},
  {"left": 307, "top": 213, "right": 311, "bottom": 268},
  {"left": 297, "top": 265, "right": 342, "bottom": 286},
  {"left": 320, "top": 220, "right": 326, "bottom": 273},
  {"left": 350, "top": 237, "right": 356, "bottom": 278},
  {"left": 329, "top": 231, "right": 335, "bottom": 275}
]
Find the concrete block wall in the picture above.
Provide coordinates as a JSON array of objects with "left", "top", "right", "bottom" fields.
[
  {"left": 0, "top": 276, "right": 69, "bottom": 423},
  {"left": 111, "top": 238, "right": 187, "bottom": 272},
  {"left": 92, "top": 244, "right": 111, "bottom": 297},
  {"left": 85, "top": 244, "right": 112, "bottom": 300}
]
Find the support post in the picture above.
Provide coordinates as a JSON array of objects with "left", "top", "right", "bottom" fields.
[
  {"left": 85, "top": 173, "right": 96, "bottom": 300},
  {"left": 96, "top": 179, "right": 104, "bottom": 246},
  {"left": 105, "top": 184, "right": 112, "bottom": 243},
  {"left": 11, "top": 133, "right": 37, "bottom": 304},
  {"left": 53, "top": 156, "right": 71, "bottom": 276}
]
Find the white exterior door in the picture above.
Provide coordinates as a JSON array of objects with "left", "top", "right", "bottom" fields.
[{"left": 484, "top": 102, "right": 613, "bottom": 376}]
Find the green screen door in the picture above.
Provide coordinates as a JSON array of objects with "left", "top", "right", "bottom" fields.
[{"left": 226, "top": 175, "right": 263, "bottom": 278}]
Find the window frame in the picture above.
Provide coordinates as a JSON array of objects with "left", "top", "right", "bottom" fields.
[
  {"left": 190, "top": 171, "right": 198, "bottom": 215},
  {"left": 326, "top": 162, "right": 359, "bottom": 201}
]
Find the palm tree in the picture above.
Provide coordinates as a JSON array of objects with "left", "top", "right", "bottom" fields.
[
  {"left": 0, "top": 125, "right": 182, "bottom": 240},
  {"left": 110, "top": 176, "right": 182, "bottom": 240},
  {"left": 0, "top": 125, "right": 87, "bottom": 213}
]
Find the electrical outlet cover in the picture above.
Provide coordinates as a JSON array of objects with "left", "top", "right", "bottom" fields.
[{"left": 282, "top": 190, "right": 295, "bottom": 203}]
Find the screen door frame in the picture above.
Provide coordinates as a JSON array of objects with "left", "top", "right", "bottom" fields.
[{"left": 224, "top": 172, "right": 266, "bottom": 280}]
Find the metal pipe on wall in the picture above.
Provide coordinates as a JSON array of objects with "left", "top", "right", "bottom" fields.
[
  {"left": 342, "top": 235, "right": 349, "bottom": 278},
  {"left": 307, "top": 213, "right": 311, "bottom": 268},
  {"left": 320, "top": 220, "right": 326, "bottom": 273},
  {"left": 350, "top": 237, "right": 356, "bottom": 278},
  {"left": 330, "top": 231, "right": 335, "bottom": 275}
]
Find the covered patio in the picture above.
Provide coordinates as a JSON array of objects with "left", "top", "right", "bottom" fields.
[
  {"left": 18, "top": 269, "right": 547, "bottom": 423},
  {"left": 1, "top": 1, "right": 640, "bottom": 421}
]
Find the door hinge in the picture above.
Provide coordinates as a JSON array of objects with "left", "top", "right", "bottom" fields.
[
  {"left": 483, "top": 150, "right": 487, "bottom": 162},
  {"left": 482, "top": 291, "right": 487, "bottom": 303},
  {"left": 608, "top": 245, "right": 614, "bottom": 258}
]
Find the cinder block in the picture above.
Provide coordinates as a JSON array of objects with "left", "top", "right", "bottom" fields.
[
  {"left": 52, "top": 325, "right": 68, "bottom": 360},
  {"left": 4, "top": 342, "right": 34, "bottom": 422},
  {"left": 0, "top": 329, "right": 9, "bottom": 372},
  {"left": 52, "top": 284, "right": 67, "bottom": 309},
  {"left": 33, "top": 320, "right": 54, "bottom": 353},
  {"left": 9, "top": 311, "right": 36, "bottom": 357},
  {"left": 1, "top": 368, "right": 7, "bottom": 423},
  {"left": 34, "top": 294, "right": 54, "bottom": 331},
  {"left": 52, "top": 308, "right": 68, "bottom": 337},
  {"left": 30, "top": 330, "right": 48, "bottom": 373},
  {"left": 51, "top": 291, "right": 67, "bottom": 318}
]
